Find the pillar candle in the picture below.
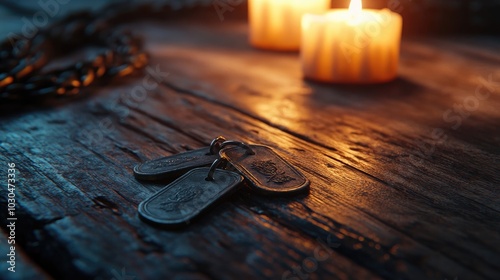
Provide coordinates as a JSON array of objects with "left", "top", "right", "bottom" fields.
[
  {"left": 301, "top": 0, "right": 403, "bottom": 83},
  {"left": 249, "top": 0, "right": 330, "bottom": 51}
]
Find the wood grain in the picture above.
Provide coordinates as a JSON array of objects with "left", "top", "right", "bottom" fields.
[{"left": 0, "top": 7, "right": 499, "bottom": 280}]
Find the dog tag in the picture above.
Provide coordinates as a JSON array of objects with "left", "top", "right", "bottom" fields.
[
  {"left": 134, "top": 136, "right": 226, "bottom": 181},
  {"left": 134, "top": 147, "right": 218, "bottom": 181},
  {"left": 138, "top": 167, "right": 243, "bottom": 227},
  {"left": 219, "top": 144, "right": 310, "bottom": 195}
]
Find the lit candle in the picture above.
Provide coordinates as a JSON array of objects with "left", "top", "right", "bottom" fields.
[
  {"left": 301, "top": 0, "right": 402, "bottom": 83},
  {"left": 249, "top": 0, "right": 330, "bottom": 51}
]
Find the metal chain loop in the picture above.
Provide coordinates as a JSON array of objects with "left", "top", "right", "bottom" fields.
[{"left": 0, "top": 1, "right": 206, "bottom": 103}]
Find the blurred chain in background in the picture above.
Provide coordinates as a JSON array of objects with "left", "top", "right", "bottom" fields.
[{"left": 0, "top": 1, "right": 214, "bottom": 104}]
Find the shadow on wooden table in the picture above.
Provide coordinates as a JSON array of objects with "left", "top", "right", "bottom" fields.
[{"left": 304, "top": 77, "right": 424, "bottom": 105}]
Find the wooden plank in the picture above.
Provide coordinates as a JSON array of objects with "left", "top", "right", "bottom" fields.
[
  {"left": 0, "top": 8, "right": 498, "bottom": 280},
  {"left": 1, "top": 86, "right": 384, "bottom": 279},
  {"left": 140, "top": 16, "right": 500, "bottom": 278},
  {"left": 1, "top": 78, "right": 497, "bottom": 279}
]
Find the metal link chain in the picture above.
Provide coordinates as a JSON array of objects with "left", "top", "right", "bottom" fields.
[{"left": 0, "top": 1, "right": 208, "bottom": 103}]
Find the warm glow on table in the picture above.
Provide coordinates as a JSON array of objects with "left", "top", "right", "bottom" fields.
[
  {"left": 301, "top": 0, "right": 402, "bottom": 83},
  {"left": 249, "top": 0, "right": 330, "bottom": 51}
]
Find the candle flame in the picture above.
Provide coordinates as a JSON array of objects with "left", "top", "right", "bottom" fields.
[{"left": 349, "top": 0, "right": 362, "bottom": 15}]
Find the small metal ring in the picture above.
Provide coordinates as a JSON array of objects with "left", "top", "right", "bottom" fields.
[
  {"left": 209, "top": 136, "right": 227, "bottom": 155},
  {"left": 205, "top": 158, "right": 228, "bottom": 181},
  {"left": 220, "top": 140, "right": 255, "bottom": 155}
]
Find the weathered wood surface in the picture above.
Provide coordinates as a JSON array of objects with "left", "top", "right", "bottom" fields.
[{"left": 1, "top": 6, "right": 500, "bottom": 280}]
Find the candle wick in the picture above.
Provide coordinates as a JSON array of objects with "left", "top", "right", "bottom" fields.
[{"left": 348, "top": 0, "right": 362, "bottom": 23}]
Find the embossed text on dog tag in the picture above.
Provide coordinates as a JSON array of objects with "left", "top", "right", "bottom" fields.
[
  {"left": 220, "top": 145, "right": 310, "bottom": 195},
  {"left": 138, "top": 167, "right": 243, "bottom": 227},
  {"left": 134, "top": 147, "right": 219, "bottom": 181}
]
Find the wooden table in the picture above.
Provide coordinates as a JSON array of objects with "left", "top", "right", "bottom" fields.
[{"left": 1, "top": 6, "right": 499, "bottom": 280}]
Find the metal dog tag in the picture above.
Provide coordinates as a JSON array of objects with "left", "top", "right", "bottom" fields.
[
  {"left": 134, "top": 136, "right": 226, "bottom": 181},
  {"left": 138, "top": 167, "right": 243, "bottom": 227},
  {"left": 134, "top": 147, "right": 218, "bottom": 181},
  {"left": 219, "top": 144, "right": 310, "bottom": 195}
]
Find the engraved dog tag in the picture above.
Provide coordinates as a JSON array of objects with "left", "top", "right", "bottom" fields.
[
  {"left": 134, "top": 136, "right": 226, "bottom": 181},
  {"left": 219, "top": 145, "right": 310, "bottom": 195},
  {"left": 138, "top": 167, "right": 243, "bottom": 227},
  {"left": 134, "top": 147, "right": 218, "bottom": 181}
]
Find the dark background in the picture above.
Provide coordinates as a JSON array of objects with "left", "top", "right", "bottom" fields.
[
  {"left": 346, "top": 0, "right": 500, "bottom": 35},
  {"left": 1, "top": 0, "right": 500, "bottom": 36}
]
